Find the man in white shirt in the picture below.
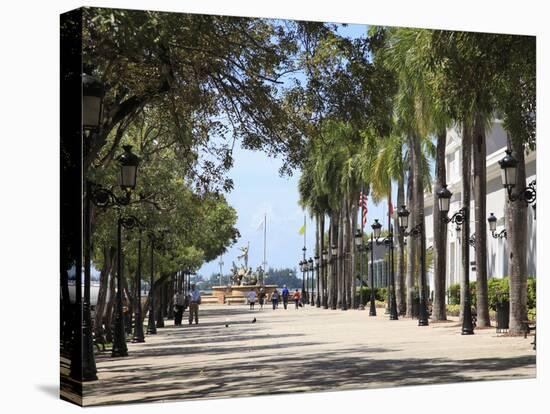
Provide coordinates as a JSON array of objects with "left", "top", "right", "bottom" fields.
[
  {"left": 173, "top": 290, "right": 185, "bottom": 326},
  {"left": 188, "top": 283, "right": 201, "bottom": 325},
  {"left": 247, "top": 289, "right": 257, "bottom": 310}
]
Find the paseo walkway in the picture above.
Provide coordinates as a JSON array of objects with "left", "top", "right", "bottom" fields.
[{"left": 81, "top": 304, "right": 536, "bottom": 406}]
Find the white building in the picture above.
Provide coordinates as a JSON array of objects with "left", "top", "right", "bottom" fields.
[{"left": 424, "top": 120, "right": 536, "bottom": 296}]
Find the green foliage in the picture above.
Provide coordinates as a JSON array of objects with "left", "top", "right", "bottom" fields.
[
  {"left": 447, "top": 277, "right": 536, "bottom": 311},
  {"left": 358, "top": 286, "right": 387, "bottom": 304}
]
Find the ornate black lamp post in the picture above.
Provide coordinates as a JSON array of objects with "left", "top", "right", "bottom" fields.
[
  {"left": 299, "top": 260, "right": 305, "bottom": 304},
  {"left": 314, "top": 255, "right": 321, "bottom": 307},
  {"left": 308, "top": 258, "right": 315, "bottom": 306},
  {"left": 371, "top": 220, "right": 398, "bottom": 320},
  {"left": 131, "top": 229, "right": 145, "bottom": 343},
  {"left": 354, "top": 230, "right": 365, "bottom": 310},
  {"left": 70, "top": 72, "right": 106, "bottom": 382},
  {"left": 366, "top": 234, "right": 376, "bottom": 316},
  {"left": 146, "top": 233, "right": 158, "bottom": 335},
  {"left": 330, "top": 245, "right": 338, "bottom": 309},
  {"left": 488, "top": 213, "right": 507, "bottom": 239},
  {"left": 322, "top": 249, "right": 329, "bottom": 308},
  {"left": 498, "top": 150, "right": 536, "bottom": 217},
  {"left": 435, "top": 187, "right": 474, "bottom": 335},
  {"left": 396, "top": 206, "right": 429, "bottom": 326}
]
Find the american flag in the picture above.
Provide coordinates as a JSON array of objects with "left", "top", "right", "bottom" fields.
[{"left": 359, "top": 191, "right": 368, "bottom": 228}]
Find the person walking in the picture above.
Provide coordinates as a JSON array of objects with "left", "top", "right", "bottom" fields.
[
  {"left": 281, "top": 285, "right": 290, "bottom": 310},
  {"left": 258, "top": 288, "right": 266, "bottom": 310},
  {"left": 187, "top": 283, "right": 201, "bottom": 325},
  {"left": 271, "top": 289, "right": 279, "bottom": 310},
  {"left": 293, "top": 289, "right": 301, "bottom": 309},
  {"left": 247, "top": 288, "right": 257, "bottom": 310},
  {"left": 173, "top": 289, "right": 185, "bottom": 326}
]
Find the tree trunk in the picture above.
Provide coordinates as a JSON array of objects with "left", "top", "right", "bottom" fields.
[
  {"left": 506, "top": 135, "right": 528, "bottom": 334},
  {"left": 104, "top": 262, "right": 117, "bottom": 343},
  {"left": 405, "top": 158, "right": 415, "bottom": 317},
  {"left": 460, "top": 121, "right": 472, "bottom": 322},
  {"left": 351, "top": 198, "right": 358, "bottom": 309},
  {"left": 395, "top": 175, "right": 406, "bottom": 315},
  {"left": 338, "top": 202, "right": 345, "bottom": 308},
  {"left": 319, "top": 214, "right": 326, "bottom": 306},
  {"left": 473, "top": 115, "right": 490, "bottom": 327},
  {"left": 412, "top": 134, "right": 428, "bottom": 312},
  {"left": 94, "top": 246, "right": 116, "bottom": 339},
  {"left": 329, "top": 212, "right": 339, "bottom": 309},
  {"left": 432, "top": 129, "right": 448, "bottom": 321}
]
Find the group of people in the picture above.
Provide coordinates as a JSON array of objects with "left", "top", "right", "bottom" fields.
[
  {"left": 246, "top": 285, "right": 302, "bottom": 310},
  {"left": 172, "top": 283, "right": 202, "bottom": 326}
]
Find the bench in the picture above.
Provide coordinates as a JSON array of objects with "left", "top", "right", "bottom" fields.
[{"left": 522, "top": 320, "right": 536, "bottom": 350}]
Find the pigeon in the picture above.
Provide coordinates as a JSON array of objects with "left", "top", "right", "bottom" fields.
[
  {"left": 225, "top": 318, "right": 229, "bottom": 328},
  {"left": 252, "top": 317, "right": 256, "bottom": 323}
]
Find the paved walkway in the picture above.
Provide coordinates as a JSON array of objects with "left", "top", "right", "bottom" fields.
[{"left": 83, "top": 304, "right": 536, "bottom": 406}]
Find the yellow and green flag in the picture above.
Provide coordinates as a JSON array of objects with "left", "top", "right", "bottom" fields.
[{"left": 298, "top": 224, "right": 305, "bottom": 235}]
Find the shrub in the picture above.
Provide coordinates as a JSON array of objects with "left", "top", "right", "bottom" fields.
[
  {"left": 358, "top": 286, "right": 388, "bottom": 304},
  {"left": 446, "top": 276, "right": 536, "bottom": 312}
]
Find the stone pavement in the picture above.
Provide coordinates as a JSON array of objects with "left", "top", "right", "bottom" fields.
[{"left": 82, "top": 304, "right": 536, "bottom": 406}]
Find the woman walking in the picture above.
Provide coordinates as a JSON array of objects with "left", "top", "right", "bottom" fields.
[{"left": 271, "top": 289, "right": 279, "bottom": 310}]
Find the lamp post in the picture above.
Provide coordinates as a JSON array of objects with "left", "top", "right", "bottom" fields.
[
  {"left": 498, "top": 150, "right": 536, "bottom": 217},
  {"left": 70, "top": 71, "right": 106, "bottom": 382},
  {"left": 354, "top": 229, "right": 366, "bottom": 310},
  {"left": 330, "top": 244, "right": 338, "bottom": 309},
  {"left": 322, "top": 249, "right": 329, "bottom": 309},
  {"left": 308, "top": 258, "right": 315, "bottom": 306},
  {"left": 488, "top": 213, "right": 507, "bottom": 239},
  {"left": 131, "top": 229, "right": 145, "bottom": 343},
  {"left": 314, "top": 255, "right": 321, "bottom": 307},
  {"left": 112, "top": 214, "right": 142, "bottom": 357},
  {"left": 366, "top": 234, "right": 376, "bottom": 316},
  {"left": 146, "top": 233, "right": 157, "bottom": 335},
  {"left": 435, "top": 187, "right": 474, "bottom": 334},
  {"left": 218, "top": 257, "right": 224, "bottom": 286},
  {"left": 396, "top": 206, "right": 429, "bottom": 326},
  {"left": 299, "top": 260, "right": 305, "bottom": 305},
  {"left": 371, "top": 220, "right": 398, "bottom": 320}
]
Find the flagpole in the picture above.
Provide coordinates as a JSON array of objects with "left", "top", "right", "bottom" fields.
[{"left": 264, "top": 213, "right": 267, "bottom": 272}]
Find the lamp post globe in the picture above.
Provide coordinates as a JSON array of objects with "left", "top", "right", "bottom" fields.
[
  {"left": 354, "top": 229, "right": 363, "bottom": 247},
  {"left": 331, "top": 245, "right": 338, "bottom": 257},
  {"left": 82, "top": 72, "right": 105, "bottom": 131},
  {"left": 322, "top": 250, "right": 328, "bottom": 262},
  {"left": 372, "top": 219, "right": 382, "bottom": 239},
  {"left": 498, "top": 149, "right": 518, "bottom": 190},
  {"left": 436, "top": 185, "right": 452, "bottom": 214},
  {"left": 117, "top": 145, "right": 140, "bottom": 191},
  {"left": 488, "top": 213, "right": 497, "bottom": 233},
  {"left": 397, "top": 205, "right": 410, "bottom": 231}
]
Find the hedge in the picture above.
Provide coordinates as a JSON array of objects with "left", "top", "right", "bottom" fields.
[{"left": 446, "top": 276, "right": 536, "bottom": 311}]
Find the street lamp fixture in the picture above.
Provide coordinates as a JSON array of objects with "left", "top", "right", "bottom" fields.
[
  {"left": 498, "top": 149, "right": 536, "bottom": 214},
  {"left": 371, "top": 220, "right": 398, "bottom": 320},
  {"left": 487, "top": 213, "right": 507, "bottom": 239},
  {"left": 82, "top": 72, "right": 105, "bottom": 131},
  {"left": 396, "top": 205, "right": 428, "bottom": 326},
  {"left": 435, "top": 185, "right": 466, "bottom": 231}
]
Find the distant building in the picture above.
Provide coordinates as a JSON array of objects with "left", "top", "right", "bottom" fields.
[{"left": 423, "top": 120, "right": 536, "bottom": 298}]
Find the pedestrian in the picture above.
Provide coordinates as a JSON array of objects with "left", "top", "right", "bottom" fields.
[
  {"left": 281, "top": 284, "right": 290, "bottom": 309},
  {"left": 187, "top": 283, "right": 201, "bottom": 325},
  {"left": 293, "top": 289, "right": 301, "bottom": 309},
  {"left": 258, "top": 288, "right": 266, "bottom": 310},
  {"left": 247, "top": 288, "right": 257, "bottom": 310},
  {"left": 271, "top": 289, "right": 279, "bottom": 310},
  {"left": 173, "top": 289, "right": 185, "bottom": 326}
]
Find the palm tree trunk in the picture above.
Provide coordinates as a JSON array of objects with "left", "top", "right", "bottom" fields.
[
  {"left": 412, "top": 134, "right": 428, "bottom": 313},
  {"left": 320, "top": 213, "right": 326, "bottom": 306},
  {"left": 405, "top": 156, "right": 415, "bottom": 317},
  {"left": 351, "top": 198, "right": 358, "bottom": 308},
  {"left": 432, "top": 129, "right": 448, "bottom": 321},
  {"left": 506, "top": 135, "right": 528, "bottom": 334},
  {"left": 104, "top": 264, "right": 117, "bottom": 343},
  {"left": 329, "top": 212, "right": 339, "bottom": 308},
  {"left": 395, "top": 175, "right": 406, "bottom": 315},
  {"left": 473, "top": 115, "right": 490, "bottom": 327},
  {"left": 460, "top": 121, "right": 472, "bottom": 322},
  {"left": 338, "top": 200, "right": 345, "bottom": 308}
]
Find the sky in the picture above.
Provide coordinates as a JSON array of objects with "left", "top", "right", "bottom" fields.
[{"left": 197, "top": 22, "right": 398, "bottom": 278}]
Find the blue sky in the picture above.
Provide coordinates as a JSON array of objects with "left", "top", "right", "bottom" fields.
[{"left": 198, "top": 22, "right": 398, "bottom": 278}]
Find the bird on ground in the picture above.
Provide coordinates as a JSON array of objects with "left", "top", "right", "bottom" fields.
[{"left": 252, "top": 317, "right": 256, "bottom": 323}]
